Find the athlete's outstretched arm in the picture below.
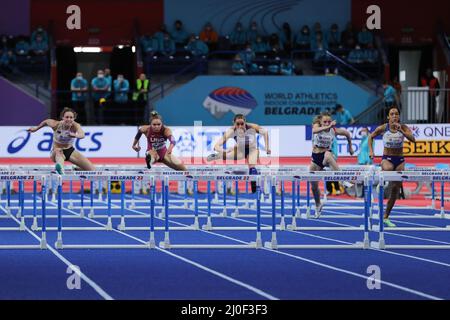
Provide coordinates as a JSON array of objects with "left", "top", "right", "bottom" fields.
[
  {"left": 164, "top": 127, "right": 176, "bottom": 155},
  {"left": 312, "top": 120, "right": 336, "bottom": 134},
  {"left": 68, "top": 123, "right": 85, "bottom": 139},
  {"left": 335, "top": 127, "right": 354, "bottom": 155},
  {"left": 248, "top": 123, "right": 271, "bottom": 154},
  {"left": 27, "top": 119, "right": 58, "bottom": 133},
  {"left": 132, "top": 125, "right": 148, "bottom": 152},
  {"left": 214, "top": 128, "right": 233, "bottom": 153}
]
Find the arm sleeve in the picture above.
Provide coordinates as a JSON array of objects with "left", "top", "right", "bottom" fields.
[{"left": 134, "top": 130, "right": 143, "bottom": 141}]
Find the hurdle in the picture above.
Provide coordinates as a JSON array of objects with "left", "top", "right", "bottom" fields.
[
  {"left": 0, "top": 173, "right": 47, "bottom": 249},
  {"left": 264, "top": 171, "right": 372, "bottom": 250},
  {"left": 158, "top": 175, "right": 263, "bottom": 249},
  {"left": 371, "top": 170, "right": 450, "bottom": 250}
]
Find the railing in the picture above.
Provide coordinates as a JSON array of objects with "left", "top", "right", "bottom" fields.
[{"left": 355, "top": 88, "right": 450, "bottom": 124}]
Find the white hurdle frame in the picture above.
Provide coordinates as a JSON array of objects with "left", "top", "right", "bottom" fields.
[
  {"left": 371, "top": 171, "right": 450, "bottom": 250},
  {"left": 0, "top": 174, "right": 47, "bottom": 249},
  {"left": 264, "top": 171, "right": 372, "bottom": 250}
]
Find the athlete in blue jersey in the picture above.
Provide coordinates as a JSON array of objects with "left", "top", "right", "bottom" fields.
[{"left": 369, "top": 106, "right": 415, "bottom": 227}]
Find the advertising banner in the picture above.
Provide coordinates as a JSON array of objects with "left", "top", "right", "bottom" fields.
[{"left": 156, "top": 76, "right": 377, "bottom": 126}]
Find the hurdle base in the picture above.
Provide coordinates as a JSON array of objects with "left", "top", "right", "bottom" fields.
[
  {"left": 148, "top": 232, "right": 156, "bottom": 249},
  {"left": 19, "top": 217, "right": 26, "bottom": 231},
  {"left": 159, "top": 232, "right": 171, "bottom": 249},
  {"left": 191, "top": 217, "right": 200, "bottom": 230},
  {"left": 264, "top": 233, "right": 278, "bottom": 250},
  {"left": 277, "top": 217, "right": 286, "bottom": 230},
  {"left": 106, "top": 218, "right": 113, "bottom": 231},
  {"left": 40, "top": 233, "right": 47, "bottom": 249},
  {"left": 202, "top": 218, "right": 213, "bottom": 231},
  {"left": 117, "top": 217, "right": 126, "bottom": 231},
  {"left": 370, "top": 240, "right": 385, "bottom": 250},
  {"left": 221, "top": 208, "right": 227, "bottom": 217},
  {"left": 55, "top": 233, "right": 63, "bottom": 249},
  {"left": 231, "top": 208, "right": 239, "bottom": 217},
  {"left": 31, "top": 218, "right": 38, "bottom": 231}
]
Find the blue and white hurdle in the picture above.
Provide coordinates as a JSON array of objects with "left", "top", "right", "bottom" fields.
[
  {"left": 371, "top": 170, "right": 450, "bottom": 250},
  {"left": 1, "top": 164, "right": 449, "bottom": 250},
  {"left": 0, "top": 173, "right": 47, "bottom": 249}
]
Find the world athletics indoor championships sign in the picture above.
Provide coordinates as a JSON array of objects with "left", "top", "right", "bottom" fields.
[{"left": 156, "top": 76, "right": 378, "bottom": 126}]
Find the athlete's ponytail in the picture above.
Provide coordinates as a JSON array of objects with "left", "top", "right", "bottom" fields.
[{"left": 149, "top": 111, "right": 162, "bottom": 122}]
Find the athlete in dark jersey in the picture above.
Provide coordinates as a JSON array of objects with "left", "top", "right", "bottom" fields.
[{"left": 132, "top": 111, "right": 187, "bottom": 171}]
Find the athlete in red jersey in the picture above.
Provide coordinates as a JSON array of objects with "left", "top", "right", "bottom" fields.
[{"left": 132, "top": 111, "right": 187, "bottom": 170}]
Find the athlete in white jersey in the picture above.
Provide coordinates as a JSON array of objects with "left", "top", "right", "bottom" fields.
[
  {"left": 27, "top": 107, "right": 95, "bottom": 174},
  {"left": 368, "top": 106, "right": 415, "bottom": 227},
  {"left": 206, "top": 114, "right": 271, "bottom": 193},
  {"left": 310, "top": 112, "right": 354, "bottom": 217}
]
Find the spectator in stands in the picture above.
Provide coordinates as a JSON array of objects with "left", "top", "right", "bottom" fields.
[
  {"left": 328, "top": 23, "right": 341, "bottom": 50},
  {"left": 132, "top": 73, "right": 149, "bottom": 124},
  {"left": 347, "top": 44, "right": 364, "bottom": 64},
  {"left": 239, "top": 43, "right": 256, "bottom": 71},
  {"left": 200, "top": 22, "right": 219, "bottom": 51},
  {"left": 1, "top": 35, "right": 12, "bottom": 51},
  {"left": 113, "top": 74, "right": 129, "bottom": 104},
  {"left": 30, "top": 34, "right": 48, "bottom": 56},
  {"left": 232, "top": 54, "right": 246, "bottom": 75},
  {"left": 267, "top": 33, "right": 283, "bottom": 59},
  {"left": 334, "top": 104, "right": 355, "bottom": 125},
  {"left": 312, "top": 22, "right": 323, "bottom": 38},
  {"left": 158, "top": 33, "right": 176, "bottom": 58},
  {"left": 91, "top": 69, "right": 110, "bottom": 124},
  {"left": 230, "top": 22, "right": 247, "bottom": 50},
  {"left": 246, "top": 21, "right": 260, "bottom": 44},
  {"left": 154, "top": 24, "right": 168, "bottom": 44},
  {"left": 341, "top": 22, "right": 356, "bottom": 50},
  {"left": 294, "top": 25, "right": 311, "bottom": 57},
  {"left": 357, "top": 26, "right": 373, "bottom": 47},
  {"left": 31, "top": 26, "right": 48, "bottom": 44},
  {"left": 280, "top": 61, "right": 295, "bottom": 75},
  {"left": 311, "top": 32, "right": 328, "bottom": 61},
  {"left": 113, "top": 74, "right": 130, "bottom": 124},
  {"left": 171, "top": 20, "right": 189, "bottom": 48},
  {"left": 383, "top": 80, "right": 399, "bottom": 108},
  {"left": 392, "top": 75, "right": 402, "bottom": 108},
  {"left": 363, "top": 42, "right": 379, "bottom": 63},
  {"left": 70, "top": 72, "right": 88, "bottom": 123},
  {"left": 185, "top": 34, "right": 209, "bottom": 58},
  {"left": 104, "top": 68, "right": 112, "bottom": 100},
  {"left": 278, "top": 22, "right": 292, "bottom": 54},
  {"left": 140, "top": 35, "right": 159, "bottom": 57},
  {"left": 14, "top": 38, "right": 30, "bottom": 56},
  {"left": 420, "top": 68, "right": 440, "bottom": 122},
  {"left": 251, "top": 35, "right": 269, "bottom": 56},
  {"left": 0, "top": 50, "right": 16, "bottom": 74}
]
